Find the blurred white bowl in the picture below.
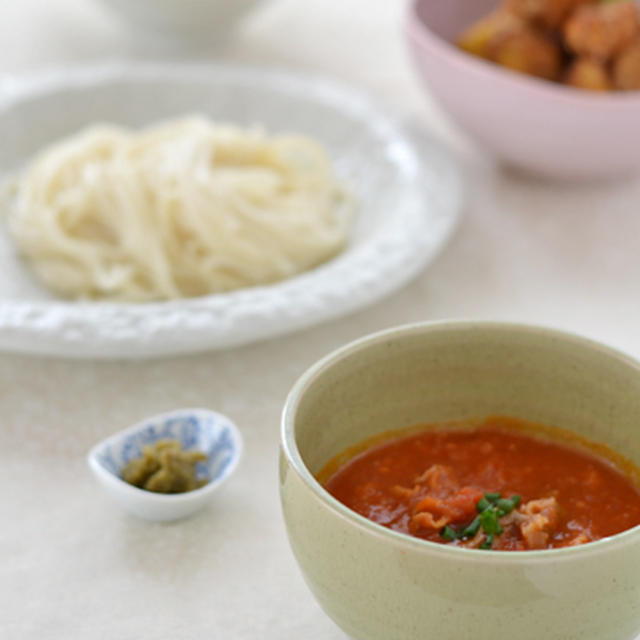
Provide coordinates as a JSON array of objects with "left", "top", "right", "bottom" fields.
[{"left": 96, "top": 0, "right": 266, "bottom": 42}]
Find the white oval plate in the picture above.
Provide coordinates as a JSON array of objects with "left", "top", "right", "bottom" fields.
[{"left": 0, "top": 63, "right": 462, "bottom": 359}]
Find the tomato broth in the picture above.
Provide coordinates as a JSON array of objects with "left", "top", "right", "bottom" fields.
[{"left": 322, "top": 417, "right": 640, "bottom": 551}]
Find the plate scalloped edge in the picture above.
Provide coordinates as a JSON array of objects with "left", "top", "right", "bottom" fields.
[{"left": 0, "top": 62, "right": 463, "bottom": 359}]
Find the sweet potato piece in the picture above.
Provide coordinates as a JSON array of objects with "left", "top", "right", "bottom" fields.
[
  {"left": 488, "top": 27, "right": 563, "bottom": 80},
  {"left": 458, "top": 10, "right": 524, "bottom": 59},
  {"left": 613, "top": 38, "right": 640, "bottom": 90},
  {"left": 565, "top": 56, "right": 613, "bottom": 90},
  {"left": 564, "top": 1, "right": 640, "bottom": 60},
  {"left": 503, "top": 0, "right": 594, "bottom": 29}
]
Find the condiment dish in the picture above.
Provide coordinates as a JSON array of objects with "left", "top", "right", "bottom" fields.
[
  {"left": 280, "top": 322, "right": 640, "bottom": 640},
  {"left": 88, "top": 408, "right": 242, "bottom": 521},
  {"left": 406, "top": 0, "right": 640, "bottom": 179}
]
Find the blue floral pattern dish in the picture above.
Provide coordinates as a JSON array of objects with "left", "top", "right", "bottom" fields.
[{"left": 88, "top": 408, "right": 242, "bottom": 521}]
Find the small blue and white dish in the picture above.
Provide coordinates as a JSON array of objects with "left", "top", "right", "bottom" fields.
[{"left": 88, "top": 408, "right": 242, "bottom": 521}]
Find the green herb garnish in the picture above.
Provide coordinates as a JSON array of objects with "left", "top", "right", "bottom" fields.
[
  {"left": 440, "top": 492, "right": 522, "bottom": 549},
  {"left": 475, "top": 492, "right": 521, "bottom": 549},
  {"left": 480, "top": 534, "right": 494, "bottom": 550},
  {"left": 480, "top": 507, "right": 504, "bottom": 536},
  {"left": 496, "top": 495, "right": 521, "bottom": 516},
  {"left": 440, "top": 525, "right": 458, "bottom": 541},
  {"left": 460, "top": 515, "right": 481, "bottom": 538}
]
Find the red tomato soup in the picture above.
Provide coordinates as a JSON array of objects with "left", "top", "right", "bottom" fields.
[{"left": 322, "top": 417, "right": 640, "bottom": 551}]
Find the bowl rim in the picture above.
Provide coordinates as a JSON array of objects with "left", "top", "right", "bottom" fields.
[
  {"left": 87, "top": 406, "right": 243, "bottom": 503},
  {"left": 281, "top": 320, "right": 640, "bottom": 564},
  {"left": 406, "top": 0, "right": 640, "bottom": 109}
]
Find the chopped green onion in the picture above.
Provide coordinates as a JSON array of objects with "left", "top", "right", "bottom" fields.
[
  {"left": 496, "top": 498, "right": 516, "bottom": 514},
  {"left": 472, "top": 492, "right": 521, "bottom": 548},
  {"left": 480, "top": 508, "right": 504, "bottom": 536},
  {"left": 460, "top": 516, "right": 481, "bottom": 538},
  {"left": 480, "top": 533, "right": 494, "bottom": 550},
  {"left": 441, "top": 525, "right": 458, "bottom": 541}
]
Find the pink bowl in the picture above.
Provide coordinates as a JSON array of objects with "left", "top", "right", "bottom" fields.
[{"left": 406, "top": 0, "right": 640, "bottom": 180}]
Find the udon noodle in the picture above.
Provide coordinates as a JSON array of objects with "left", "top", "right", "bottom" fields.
[{"left": 3, "top": 116, "right": 353, "bottom": 301}]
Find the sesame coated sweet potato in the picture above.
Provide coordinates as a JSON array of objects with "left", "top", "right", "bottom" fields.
[
  {"left": 488, "top": 27, "right": 563, "bottom": 80},
  {"left": 458, "top": 10, "right": 525, "bottom": 59},
  {"left": 613, "top": 39, "right": 640, "bottom": 89},
  {"left": 458, "top": 0, "right": 640, "bottom": 91},
  {"left": 458, "top": 11, "right": 562, "bottom": 80},
  {"left": 565, "top": 56, "right": 613, "bottom": 90},
  {"left": 564, "top": 1, "right": 640, "bottom": 60},
  {"left": 504, "top": 0, "right": 594, "bottom": 29}
]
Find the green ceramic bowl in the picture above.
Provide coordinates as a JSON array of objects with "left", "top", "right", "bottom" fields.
[{"left": 280, "top": 322, "right": 640, "bottom": 640}]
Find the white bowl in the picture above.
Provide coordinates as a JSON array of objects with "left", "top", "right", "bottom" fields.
[
  {"left": 96, "top": 0, "right": 266, "bottom": 43},
  {"left": 88, "top": 408, "right": 242, "bottom": 521}
]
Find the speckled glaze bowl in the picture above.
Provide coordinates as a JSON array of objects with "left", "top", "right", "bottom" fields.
[
  {"left": 280, "top": 322, "right": 640, "bottom": 640},
  {"left": 406, "top": 0, "right": 640, "bottom": 179}
]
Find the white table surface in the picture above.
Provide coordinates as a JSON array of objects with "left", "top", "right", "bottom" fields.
[{"left": 3, "top": 1, "right": 640, "bottom": 638}]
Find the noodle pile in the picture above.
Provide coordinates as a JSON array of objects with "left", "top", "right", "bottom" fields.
[{"left": 3, "top": 116, "right": 353, "bottom": 301}]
